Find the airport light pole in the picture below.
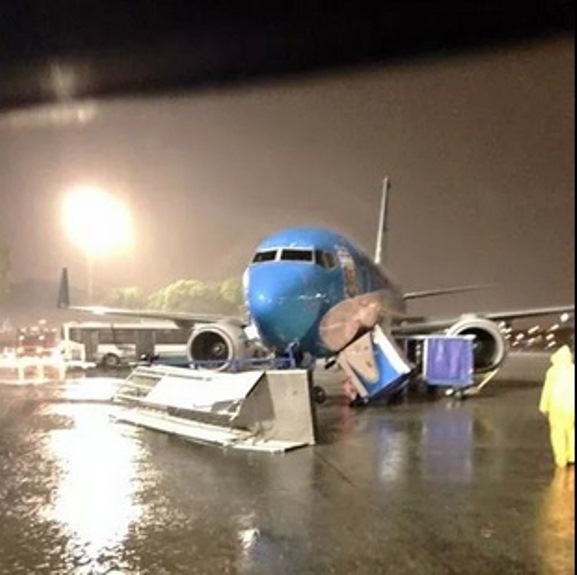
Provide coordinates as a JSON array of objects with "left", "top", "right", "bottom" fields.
[{"left": 61, "top": 184, "right": 133, "bottom": 302}]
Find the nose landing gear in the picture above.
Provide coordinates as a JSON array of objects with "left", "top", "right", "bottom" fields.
[{"left": 282, "top": 341, "right": 327, "bottom": 404}]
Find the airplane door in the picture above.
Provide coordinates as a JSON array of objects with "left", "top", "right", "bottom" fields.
[{"left": 335, "top": 247, "right": 358, "bottom": 297}]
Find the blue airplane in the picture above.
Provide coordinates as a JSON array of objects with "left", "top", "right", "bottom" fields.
[{"left": 58, "top": 179, "right": 574, "bottom": 381}]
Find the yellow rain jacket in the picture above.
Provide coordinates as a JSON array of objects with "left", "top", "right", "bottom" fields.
[{"left": 539, "top": 345, "right": 575, "bottom": 467}]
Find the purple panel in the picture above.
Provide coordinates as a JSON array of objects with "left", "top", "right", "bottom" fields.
[{"left": 424, "top": 337, "right": 474, "bottom": 387}]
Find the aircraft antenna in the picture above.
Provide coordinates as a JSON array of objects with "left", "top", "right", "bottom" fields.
[{"left": 374, "top": 176, "right": 390, "bottom": 265}]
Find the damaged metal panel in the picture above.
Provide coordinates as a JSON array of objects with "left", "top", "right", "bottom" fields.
[
  {"left": 338, "top": 325, "right": 413, "bottom": 402},
  {"left": 112, "top": 365, "right": 317, "bottom": 452},
  {"left": 236, "top": 369, "right": 318, "bottom": 447}
]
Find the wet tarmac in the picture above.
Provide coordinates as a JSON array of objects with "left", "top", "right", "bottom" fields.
[{"left": 0, "top": 361, "right": 574, "bottom": 574}]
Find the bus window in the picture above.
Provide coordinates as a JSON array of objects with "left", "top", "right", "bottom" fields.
[
  {"left": 98, "top": 328, "right": 116, "bottom": 345},
  {"left": 69, "top": 327, "right": 82, "bottom": 342},
  {"left": 59, "top": 321, "right": 189, "bottom": 367},
  {"left": 113, "top": 328, "right": 137, "bottom": 345},
  {"left": 155, "top": 329, "right": 189, "bottom": 344}
]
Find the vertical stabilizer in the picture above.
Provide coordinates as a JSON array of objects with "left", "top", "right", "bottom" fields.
[
  {"left": 374, "top": 176, "right": 390, "bottom": 265},
  {"left": 57, "top": 267, "right": 70, "bottom": 309}
]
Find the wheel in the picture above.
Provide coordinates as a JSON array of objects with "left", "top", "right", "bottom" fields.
[
  {"left": 312, "top": 385, "right": 327, "bottom": 404},
  {"left": 349, "top": 394, "right": 369, "bottom": 407},
  {"left": 101, "top": 353, "right": 121, "bottom": 369},
  {"left": 445, "top": 388, "right": 465, "bottom": 400}
]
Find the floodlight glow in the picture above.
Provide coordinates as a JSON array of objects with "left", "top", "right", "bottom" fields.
[{"left": 62, "top": 185, "right": 133, "bottom": 258}]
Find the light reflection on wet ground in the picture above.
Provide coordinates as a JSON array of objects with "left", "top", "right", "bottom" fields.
[
  {"left": 0, "top": 367, "right": 574, "bottom": 574},
  {"left": 43, "top": 404, "right": 143, "bottom": 574}
]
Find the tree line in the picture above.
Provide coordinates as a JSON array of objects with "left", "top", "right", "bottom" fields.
[
  {"left": 102, "top": 276, "right": 245, "bottom": 315},
  {"left": 0, "top": 235, "right": 244, "bottom": 315}
]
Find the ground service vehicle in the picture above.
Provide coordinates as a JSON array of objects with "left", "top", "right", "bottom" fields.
[{"left": 59, "top": 320, "right": 189, "bottom": 368}]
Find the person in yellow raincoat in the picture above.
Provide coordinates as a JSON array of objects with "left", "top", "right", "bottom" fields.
[{"left": 539, "top": 345, "right": 575, "bottom": 467}]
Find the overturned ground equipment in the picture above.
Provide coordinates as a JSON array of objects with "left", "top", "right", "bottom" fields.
[
  {"left": 336, "top": 326, "right": 413, "bottom": 405},
  {"left": 319, "top": 291, "right": 478, "bottom": 405},
  {"left": 318, "top": 291, "right": 413, "bottom": 404},
  {"left": 401, "top": 334, "right": 477, "bottom": 398},
  {"left": 111, "top": 365, "right": 318, "bottom": 453},
  {"left": 336, "top": 328, "right": 480, "bottom": 404}
]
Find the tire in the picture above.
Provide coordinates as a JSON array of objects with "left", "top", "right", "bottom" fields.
[
  {"left": 101, "top": 353, "right": 121, "bottom": 369},
  {"left": 312, "top": 385, "right": 327, "bottom": 404}
]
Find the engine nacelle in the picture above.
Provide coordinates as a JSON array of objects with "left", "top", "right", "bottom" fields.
[
  {"left": 446, "top": 316, "right": 508, "bottom": 374},
  {"left": 186, "top": 320, "right": 253, "bottom": 371}
]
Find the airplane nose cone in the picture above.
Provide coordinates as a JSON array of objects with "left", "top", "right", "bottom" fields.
[{"left": 246, "top": 264, "right": 325, "bottom": 352}]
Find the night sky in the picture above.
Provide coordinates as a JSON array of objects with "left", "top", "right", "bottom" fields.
[{"left": 0, "top": 37, "right": 573, "bottom": 316}]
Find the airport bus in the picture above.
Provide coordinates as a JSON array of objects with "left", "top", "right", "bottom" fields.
[{"left": 59, "top": 320, "right": 190, "bottom": 368}]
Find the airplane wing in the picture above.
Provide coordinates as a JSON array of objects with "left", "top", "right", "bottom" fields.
[
  {"left": 392, "top": 305, "right": 574, "bottom": 335},
  {"left": 57, "top": 268, "right": 244, "bottom": 329},
  {"left": 403, "top": 283, "right": 496, "bottom": 301},
  {"left": 60, "top": 304, "right": 224, "bottom": 327}
]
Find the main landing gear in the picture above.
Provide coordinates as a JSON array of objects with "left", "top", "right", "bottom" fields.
[{"left": 282, "top": 342, "right": 327, "bottom": 404}]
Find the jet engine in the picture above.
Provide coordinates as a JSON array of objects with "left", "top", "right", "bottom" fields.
[
  {"left": 446, "top": 316, "right": 508, "bottom": 374},
  {"left": 186, "top": 319, "right": 253, "bottom": 371}
]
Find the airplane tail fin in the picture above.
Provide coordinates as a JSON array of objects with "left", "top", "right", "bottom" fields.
[
  {"left": 57, "top": 268, "right": 70, "bottom": 309},
  {"left": 403, "top": 283, "right": 496, "bottom": 301},
  {"left": 373, "top": 176, "right": 390, "bottom": 265}
]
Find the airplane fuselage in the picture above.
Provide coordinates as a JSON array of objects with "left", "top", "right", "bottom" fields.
[{"left": 243, "top": 227, "right": 405, "bottom": 357}]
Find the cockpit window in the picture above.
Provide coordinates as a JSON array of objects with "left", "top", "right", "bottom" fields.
[
  {"left": 252, "top": 250, "right": 277, "bottom": 263},
  {"left": 315, "top": 250, "right": 337, "bottom": 269},
  {"left": 253, "top": 248, "right": 336, "bottom": 266},
  {"left": 280, "top": 249, "right": 314, "bottom": 262}
]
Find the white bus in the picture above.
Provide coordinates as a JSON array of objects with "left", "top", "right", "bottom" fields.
[{"left": 59, "top": 320, "right": 190, "bottom": 368}]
